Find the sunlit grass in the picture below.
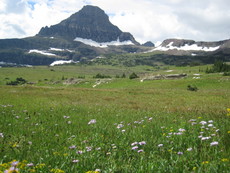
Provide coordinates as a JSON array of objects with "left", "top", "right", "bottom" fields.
[{"left": 0, "top": 65, "right": 229, "bottom": 172}]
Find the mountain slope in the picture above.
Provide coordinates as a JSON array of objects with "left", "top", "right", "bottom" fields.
[{"left": 37, "top": 5, "right": 139, "bottom": 45}]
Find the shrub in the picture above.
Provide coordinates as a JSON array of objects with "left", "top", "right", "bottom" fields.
[
  {"left": 93, "top": 73, "right": 111, "bottom": 79},
  {"left": 206, "top": 61, "right": 230, "bottom": 73},
  {"left": 187, "top": 85, "right": 198, "bottom": 91},
  {"left": 6, "top": 77, "right": 27, "bottom": 85},
  {"left": 129, "top": 72, "right": 139, "bottom": 79}
]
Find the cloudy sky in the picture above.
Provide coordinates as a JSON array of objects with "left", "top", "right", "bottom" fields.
[{"left": 0, "top": 0, "right": 229, "bottom": 44}]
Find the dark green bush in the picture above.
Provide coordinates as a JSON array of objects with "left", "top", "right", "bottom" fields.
[
  {"left": 6, "top": 77, "right": 27, "bottom": 85},
  {"left": 129, "top": 72, "right": 139, "bottom": 79},
  {"left": 187, "top": 85, "right": 198, "bottom": 92},
  {"left": 93, "top": 73, "right": 111, "bottom": 79}
]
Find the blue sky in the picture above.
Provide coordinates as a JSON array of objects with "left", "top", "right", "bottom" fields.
[{"left": 0, "top": 0, "right": 229, "bottom": 44}]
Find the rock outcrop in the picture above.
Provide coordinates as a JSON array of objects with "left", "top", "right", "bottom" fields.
[{"left": 37, "top": 5, "right": 139, "bottom": 45}]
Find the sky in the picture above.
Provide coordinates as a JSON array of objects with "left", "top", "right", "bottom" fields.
[{"left": 0, "top": 0, "right": 229, "bottom": 45}]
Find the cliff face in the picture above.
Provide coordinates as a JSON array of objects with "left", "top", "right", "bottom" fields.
[{"left": 37, "top": 5, "right": 139, "bottom": 44}]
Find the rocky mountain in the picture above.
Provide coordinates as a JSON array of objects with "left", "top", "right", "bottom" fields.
[
  {"left": 142, "top": 41, "right": 155, "bottom": 47},
  {"left": 37, "top": 5, "right": 139, "bottom": 45}
]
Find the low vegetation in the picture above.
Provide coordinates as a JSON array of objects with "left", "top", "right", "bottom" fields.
[{"left": 0, "top": 64, "right": 229, "bottom": 172}]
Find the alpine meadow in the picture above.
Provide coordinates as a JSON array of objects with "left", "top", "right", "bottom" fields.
[
  {"left": 0, "top": 4, "right": 230, "bottom": 173},
  {"left": 0, "top": 64, "right": 229, "bottom": 173}
]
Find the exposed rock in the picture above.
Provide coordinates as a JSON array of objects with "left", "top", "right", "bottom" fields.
[
  {"left": 141, "top": 73, "right": 187, "bottom": 81},
  {"left": 37, "top": 5, "right": 139, "bottom": 45},
  {"left": 142, "top": 41, "right": 155, "bottom": 47}
]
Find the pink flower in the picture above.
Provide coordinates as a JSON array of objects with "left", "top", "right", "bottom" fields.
[
  {"left": 132, "top": 146, "right": 138, "bottom": 150},
  {"left": 138, "top": 149, "right": 144, "bottom": 153},
  {"left": 210, "top": 141, "right": 219, "bottom": 146}
]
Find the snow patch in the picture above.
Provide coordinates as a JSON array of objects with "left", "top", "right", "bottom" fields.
[
  {"left": 49, "top": 48, "right": 74, "bottom": 52},
  {"left": 49, "top": 48, "right": 65, "bottom": 51},
  {"left": 29, "top": 49, "right": 56, "bottom": 56},
  {"left": 152, "top": 42, "right": 220, "bottom": 52},
  {"left": 74, "top": 37, "right": 134, "bottom": 48},
  {"left": 50, "top": 60, "right": 76, "bottom": 66}
]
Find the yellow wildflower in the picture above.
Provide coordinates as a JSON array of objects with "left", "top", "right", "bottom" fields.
[
  {"left": 50, "top": 168, "right": 65, "bottom": 173},
  {"left": 63, "top": 153, "right": 68, "bottom": 157},
  {"left": 0, "top": 163, "right": 9, "bottom": 169},
  {"left": 198, "top": 117, "right": 202, "bottom": 119},
  {"left": 29, "top": 169, "right": 36, "bottom": 172},
  {"left": 228, "top": 131, "right": 230, "bottom": 134},
  {"left": 221, "top": 158, "right": 229, "bottom": 162},
  {"left": 35, "top": 163, "right": 45, "bottom": 169},
  {"left": 192, "top": 167, "right": 196, "bottom": 171},
  {"left": 202, "top": 161, "right": 209, "bottom": 164}
]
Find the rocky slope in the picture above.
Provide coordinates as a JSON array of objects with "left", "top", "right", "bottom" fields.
[{"left": 37, "top": 5, "right": 139, "bottom": 45}]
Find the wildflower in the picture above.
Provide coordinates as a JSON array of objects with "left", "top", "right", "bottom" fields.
[
  {"left": 208, "top": 124, "right": 214, "bottom": 127},
  {"left": 201, "top": 137, "right": 211, "bottom": 140},
  {"left": 27, "top": 163, "right": 34, "bottom": 167},
  {"left": 69, "top": 145, "right": 76, "bottom": 149},
  {"left": 131, "top": 142, "right": 138, "bottom": 146},
  {"left": 77, "top": 150, "right": 83, "bottom": 154},
  {"left": 202, "top": 161, "right": 209, "bottom": 164},
  {"left": 200, "top": 121, "right": 207, "bottom": 125},
  {"left": 95, "top": 169, "right": 101, "bottom": 172},
  {"left": 178, "top": 128, "right": 186, "bottom": 132},
  {"left": 121, "top": 129, "right": 126, "bottom": 132},
  {"left": 187, "top": 148, "right": 193, "bottom": 151},
  {"left": 158, "top": 144, "right": 163, "bottom": 147},
  {"left": 86, "top": 146, "right": 92, "bottom": 152},
  {"left": 50, "top": 168, "right": 65, "bottom": 173},
  {"left": 88, "top": 119, "right": 96, "bottom": 125},
  {"left": 139, "top": 141, "right": 146, "bottom": 145},
  {"left": 137, "top": 149, "right": 144, "bottom": 153},
  {"left": 67, "top": 121, "right": 71, "bottom": 124},
  {"left": 208, "top": 120, "right": 213, "bottom": 123},
  {"left": 11, "top": 161, "right": 19, "bottom": 167},
  {"left": 0, "top": 133, "right": 3, "bottom": 138},
  {"left": 28, "top": 141, "right": 32, "bottom": 145},
  {"left": 4, "top": 167, "right": 19, "bottom": 173},
  {"left": 189, "top": 119, "right": 196, "bottom": 122},
  {"left": 221, "top": 158, "right": 229, "bottom": 162},
  {"left": 177, "top": 152, "right": 183, "bottom": 155},
  {"left": 210, "top": 141, "right": 219, "bottom": 146},
  {"left": 117, "top": 124, "right": 124, "bottom": 129},
  {"left": 72, "top": 160, "right": 79, "bottom": 163},
  {"left": 228, "top": 131, "right": 230, "bottom": 134},
  {"left": 132, "top": 146, "right": 138, "bottom": 150}
]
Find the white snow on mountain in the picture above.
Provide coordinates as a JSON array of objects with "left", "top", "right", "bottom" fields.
[
  {"left": 50, "top": 60, "right": 76, "bottom": 66},
  {"left": 29, "top": 49, "right": 57, "bottom": 56},
  {"left": 49, "top": 48, "right": 65, "bottom": 51},
  {"left": 152, "top": 42, "right": 220, "bottom": 52},
  {"left": 74, "top": 37, "right": 134, "bottom": 48}
]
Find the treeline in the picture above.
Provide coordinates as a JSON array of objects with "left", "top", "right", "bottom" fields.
[{"left": 206, "top": 61, "right": 230, "bottom": 74}]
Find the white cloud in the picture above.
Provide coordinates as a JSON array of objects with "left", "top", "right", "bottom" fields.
[{"left": 0, "top": 0, "right": 229, "bottom": 44}]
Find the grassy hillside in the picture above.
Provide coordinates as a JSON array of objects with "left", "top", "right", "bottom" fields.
[{"left": 0, "top": 64, "right": 229, "bottom": 172}]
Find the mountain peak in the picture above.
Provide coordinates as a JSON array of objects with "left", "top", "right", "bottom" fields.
[{"left": 37, "top": 5, "right": 139, "bottom": 44}]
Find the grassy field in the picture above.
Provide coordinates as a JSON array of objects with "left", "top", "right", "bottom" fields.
[{"left": 0, "top": 64, "right": 229, "bottom": 172}]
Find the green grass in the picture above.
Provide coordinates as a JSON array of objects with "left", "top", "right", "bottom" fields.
[{"left": 0, "top": 64, "right": 229, "bottom": 172}]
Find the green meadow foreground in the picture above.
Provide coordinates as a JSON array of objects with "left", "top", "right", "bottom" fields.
[{"left": 0, "top": 65, "right": 229, "bottom": 172}]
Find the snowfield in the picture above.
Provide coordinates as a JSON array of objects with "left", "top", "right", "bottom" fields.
[
  {"left": 74, "top": 37, "right": 134, "bottom": 48},
  {"left": 29, "top": 50, "right": 56, "bottom": 56},
  {"left": 50, "top": 60, "right": 76, "bottom": 66},
  {"left": 152, "top": 42, "right": 220, "bottom": 52}
]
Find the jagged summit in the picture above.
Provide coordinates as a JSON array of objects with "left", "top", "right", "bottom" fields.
[{"left": 37, "top": 5, "right": 139, "bottom": 45}]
